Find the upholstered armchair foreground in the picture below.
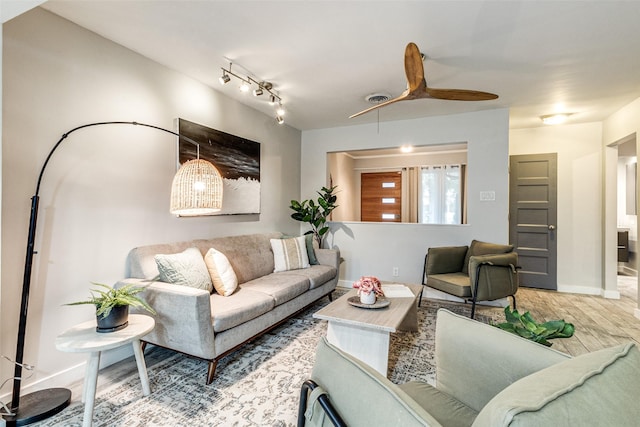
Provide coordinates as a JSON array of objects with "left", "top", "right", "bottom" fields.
[
  {"left": 298, "top": 309, "right": 640, "bottom": 427},
  {"left": 421, "top": 240, "right": 519, "bottom": 318}
]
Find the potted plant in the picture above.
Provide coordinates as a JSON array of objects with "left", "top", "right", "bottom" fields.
[
  {"left": 353, "top": 276, "right": 385, "bottom": 304},
  {"left": 493, "top": 306, "right": 575, "bottom": 347},
  {"left": 66, "top": 283, "right": 156, "bottom": 333},
  {"left": 290, "top": 185, "right": 338, "bottom": 247}
]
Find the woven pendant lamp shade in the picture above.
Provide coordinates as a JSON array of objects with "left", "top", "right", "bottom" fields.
[{"left": 170, "top": 159, "right": 223, "bottom": 216}]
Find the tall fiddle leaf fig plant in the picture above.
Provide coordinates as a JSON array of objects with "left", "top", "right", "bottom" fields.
[{"left": 290, "top": 186, "right": 338, "bottom": 247}]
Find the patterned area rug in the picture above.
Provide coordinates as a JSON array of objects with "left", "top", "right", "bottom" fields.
[{"left": 34, "top": 296, "right": 501, "bottom": 427}]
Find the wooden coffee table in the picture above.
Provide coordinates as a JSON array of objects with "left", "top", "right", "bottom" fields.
[{"left": 313, "top": 283, "right": 422, "bottom": 376}]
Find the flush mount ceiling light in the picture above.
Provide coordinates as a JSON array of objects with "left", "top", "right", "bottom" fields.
[
  {"left": 219, "top": 62, "right": 285, "bottom": 124},
  {"left": 541, "top": 113, "right": 573, "bottom": 125}
]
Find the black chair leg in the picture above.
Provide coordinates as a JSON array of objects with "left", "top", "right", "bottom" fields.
[
  {"left": 511, "top": 294, "right": 517, "bottom": 311},
  {"left": 418, "top": 287, "right": 424, "bottom": 307}
]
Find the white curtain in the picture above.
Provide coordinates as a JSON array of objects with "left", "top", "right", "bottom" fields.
[{"left": 419, "top": 165, "right": 462, "bottom": 224}]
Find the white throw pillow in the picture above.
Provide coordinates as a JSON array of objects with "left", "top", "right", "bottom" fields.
[
  {"left": 270, "top": 236, "right": 310, "bottom": 272},
  {"left": 154, "top": 247, "right": 213, "bottom": 292},
  {"left": 204, "top": 248, "right": 238, "bottom": 296}
]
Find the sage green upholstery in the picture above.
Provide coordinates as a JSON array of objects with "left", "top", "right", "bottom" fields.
[
  {"left": 422, "top": 240, "right": 518, "bottom": 317},
  {"left": 300, "top": 309, "right": 640, "bottom": 427}
]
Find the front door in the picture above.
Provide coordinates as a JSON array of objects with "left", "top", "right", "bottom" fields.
[
  {"left": 509, "top": 153, "right": 558, "bottom": 290},
  {"left": 361, "top": 172, "right": 402, "bottom": 222}
]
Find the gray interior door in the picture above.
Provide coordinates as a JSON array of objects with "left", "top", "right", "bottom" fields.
[{"left": 509, "top": 153, "right": 558, "bottom": 290}]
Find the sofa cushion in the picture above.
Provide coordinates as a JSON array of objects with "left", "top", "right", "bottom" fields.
[
  {"left": 271, "top": 236, "right": 310, "bottom": 272},
  {"left": 305, "top": 234, "right": 320, "bottom": 265},
  {"left": 427, "top": 273, "right": 471, "bottom": 298},
  {"left": 154, "top": 247, "right": 213, "bottom": 292},
  {"left": 194, "top": 233, "right": 282, "bottom": 284},
  {"left": 204, "top": 248, "right": 238, "bottom": 296},
  {"left": 276, "top": 264, "right": 337, "bottom": 289},
  {"left": 472, "top": 342, "right": 640, "bottom": 427},
  {"left": 399, "top": 381, "right": 478, "bottom": 427},
  {"left": 241, "top": 274, "right": 310, "bottom": 306},
  {"left": 210, "top": 287, "right": 275, "bottom": 333},
  {"left": 462, "top": 240, "right": 513, "bottom": 274}
]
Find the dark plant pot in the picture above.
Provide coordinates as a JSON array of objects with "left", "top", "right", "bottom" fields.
[{"left": 96, "top": 305, "right": 129, "bottom": 333}]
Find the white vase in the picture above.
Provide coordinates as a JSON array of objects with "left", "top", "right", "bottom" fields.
[{"left": 360, "top": 292, "right": 376, "bottom": 305}]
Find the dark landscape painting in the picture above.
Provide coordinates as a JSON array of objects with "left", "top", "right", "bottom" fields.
[{"left": 177, "top": 118, "right": 260, "bottom": 215}]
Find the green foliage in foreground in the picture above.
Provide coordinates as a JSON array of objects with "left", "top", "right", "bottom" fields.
[{"left": 493, "top": 306, "right": 575, "bottom": 347}]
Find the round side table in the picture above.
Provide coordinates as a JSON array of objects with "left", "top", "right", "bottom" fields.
[{"left": 55, "top": 314, "right": 155, "bottom": 427}]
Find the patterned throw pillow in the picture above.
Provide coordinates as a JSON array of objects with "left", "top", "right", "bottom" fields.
[
  {"left": 270, "top": 236, "right": 310, "bottom": 272},
  {"left": 154, "top": 247, "right": 213, "bottom": 292},
  {"left": 204, "top": 248, "right": 238, "bottom": 296}
]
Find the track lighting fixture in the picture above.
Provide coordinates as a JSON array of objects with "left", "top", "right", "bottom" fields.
[{"left": 218, "top": 62, "right": 285, "bottom": 122}]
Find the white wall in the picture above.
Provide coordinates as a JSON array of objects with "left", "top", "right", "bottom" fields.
[
  {"left": 301, "top": 109, "right": 510, "bottom": 285},
  {"left": 510, "top": 123, "right": 603, "bottom": 294},
  {"left": 1, "top": 8, "right": 301, "bottom": 393}
]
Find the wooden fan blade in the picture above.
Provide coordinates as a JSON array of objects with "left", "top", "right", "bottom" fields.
[
  {"left": 405, "top": 42, "right": 425, "bottom": 93},
  {"left": 424, "top": 87, "right": 498, "bottom": 101},
  {"left": 349, "top": 92, "right": 410, "bottom": 118}
]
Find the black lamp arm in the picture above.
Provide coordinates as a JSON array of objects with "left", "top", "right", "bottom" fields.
[{"left": 10, "top": 121, "right": 201, "bottom": 414}]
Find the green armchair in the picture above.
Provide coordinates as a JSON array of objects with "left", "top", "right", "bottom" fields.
[
  {"left": 421, "top": 240, "right": 519, "bottom": 318},
  {"left": 299, "top": 309, "right": 640, "bottom": 427}
]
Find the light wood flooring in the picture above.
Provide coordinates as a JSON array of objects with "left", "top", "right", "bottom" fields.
[{"left": 472, "top": 275, "right": 640, "bottom": 356}]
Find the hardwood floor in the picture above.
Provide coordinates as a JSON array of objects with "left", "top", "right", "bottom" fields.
[{"left": 473, "top": 275, "right": 640, "bottom": 356}]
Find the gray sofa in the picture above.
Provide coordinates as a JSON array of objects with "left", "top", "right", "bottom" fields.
[
  {"left": 119, "top": 232, "right": 339, "bottom": 384},
  {"left": 300, "top": 309, "right": 640, "bottom": 427}
]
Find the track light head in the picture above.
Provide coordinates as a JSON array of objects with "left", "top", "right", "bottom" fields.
[
  {"left": 276, "top": 114, "right": 284, "bottom": 125},
  {"left": 269, "top": 95, "right": 277, "bottom": 105},
  {"left": 219, "top": 72, "right": 230, "bottom": 85},
  {"left": 276, "top": 105, "right": 285, "bottom": 116},
  {"left": 253, "top": 87, "right": 264, "bottom": 96}
]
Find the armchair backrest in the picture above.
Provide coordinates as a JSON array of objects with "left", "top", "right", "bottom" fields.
[
  {"left": 461, "top": 240, "right": 513, "bottom": 274},
  {"left": 468, "top": 252, "right": 519, "bottom": 300}
]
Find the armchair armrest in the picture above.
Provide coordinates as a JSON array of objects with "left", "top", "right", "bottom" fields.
[
  {"left": 468, "top": 253, "right": 519, "bottom": 301},
  {"left": 424, "top": 246, "right": 468, "bottom": 276},
  {"left": 435, "top": 309, "right": 569, "bottom": 412},
  {"left": 116, "top": 278, "right": 216, "bottom": 359}
]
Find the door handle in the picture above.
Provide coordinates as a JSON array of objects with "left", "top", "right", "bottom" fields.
[{"left": 548, "top": 225, "right": 556, "bottom": 231}]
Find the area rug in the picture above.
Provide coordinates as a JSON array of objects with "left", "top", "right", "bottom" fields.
[{"left": 34, "top": 297, "right": 501, "bottom": 427}]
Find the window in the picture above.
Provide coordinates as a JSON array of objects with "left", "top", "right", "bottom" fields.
[{"left": 419, "top": 165, "right": 463, "bottom": 224}]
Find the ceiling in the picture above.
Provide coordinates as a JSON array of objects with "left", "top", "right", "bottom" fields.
[{"left": 39, "top": 1, "right": 640, "bottom": 132}]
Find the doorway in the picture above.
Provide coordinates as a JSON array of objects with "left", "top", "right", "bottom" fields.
[
  {"left": 509, "top": 153, "right": 558, "bottom": 290},
  {"left": 615, "top": 136, "right": 638, "bottom": 294}
]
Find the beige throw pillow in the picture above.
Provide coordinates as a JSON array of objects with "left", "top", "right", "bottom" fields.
[
  {"left": 271, "top": 236, "right": 310, "bottom": 272},
  {"left": 204, "top": 248, "right": 238, "bottom": 296},
  {"left": 154, "top": 247, "right": 213, "bottom": 292}
]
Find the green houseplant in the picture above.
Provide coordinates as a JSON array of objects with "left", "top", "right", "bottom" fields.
[
  {"left": 493, "top": 306, "right": 575, "bottom": 347},
  {"left": 290, "top": 185, "right": 338, "bottom": 247},
  {"left": 66, "top": 283, "right": 156, "bottom": 333}
]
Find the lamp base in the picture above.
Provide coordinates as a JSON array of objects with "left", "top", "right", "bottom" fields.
[{"left": 2, "top": 388, "right": 71, "bottom": 426}]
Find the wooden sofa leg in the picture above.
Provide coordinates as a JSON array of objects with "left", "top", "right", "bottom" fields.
[
  {"left": 328, "top": 292, "right": 333, "bottom": 302},
  {"left": 207, "top": 360, "right": 218, "bottom": 385},
  {"left": 140, "top": 341, "right": 147, "bottom": 353}
]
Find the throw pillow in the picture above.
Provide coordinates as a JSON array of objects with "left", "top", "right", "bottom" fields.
[
  {"left": 305, "top": 234, "right": 319, "bottom": 265},
  {"left": 271, "top": 236, "right": 310, "bottom": 272},
  {"left": 154, "top": 247, "right": 213, "bottom": 292},
  {"left": 204, "top": 248, "right": 238, "bottom": 296}
]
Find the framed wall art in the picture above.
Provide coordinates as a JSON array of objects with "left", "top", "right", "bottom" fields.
[{"left": 177, "top": 118, "right": 261, "bottom": 215}]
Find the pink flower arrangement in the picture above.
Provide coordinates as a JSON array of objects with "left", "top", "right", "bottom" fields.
[{"left": 352, "top": 276, "right": 385, "bottom": 297}]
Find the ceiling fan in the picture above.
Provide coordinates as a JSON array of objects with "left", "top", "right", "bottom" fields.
[{"left": 350, "top": 42, "right": 498, "bottom": 119}]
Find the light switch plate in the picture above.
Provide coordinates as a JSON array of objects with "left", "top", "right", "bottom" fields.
[{"left": 480, "top": 191, "right": 496, "bottom": 201}]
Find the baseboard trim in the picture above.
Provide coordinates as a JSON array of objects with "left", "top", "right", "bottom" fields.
[
  {"left": 602, "top": 289, "right": 621, "bottom": 299},
  {"left": 556, "top": 284, "right": 602, "bottom": 296}
]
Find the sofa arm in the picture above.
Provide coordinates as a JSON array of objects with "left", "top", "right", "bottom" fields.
[
  {"left": 435, "top": 309, "right": 570, "bottom": 412},
  {"left": 468, "top": 253, "right": 519, "bottom": 301},
  {"left": 315, "top": 248, "right": 340, "bottom": 269},
  {"left": 116, "top": 278, "right": 216, "bottom": 360},
  {"left": 424, "top": 246, "right": 468, "bottom": 276}
]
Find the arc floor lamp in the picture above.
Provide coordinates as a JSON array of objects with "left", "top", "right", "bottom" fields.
[{"left": 2, "top": 121, "right": 224, "bottom": 426}]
